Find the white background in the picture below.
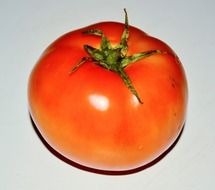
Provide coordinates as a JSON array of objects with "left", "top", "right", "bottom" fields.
[{"left": 1, "top": 0, "right": 214, "bottom": 189}]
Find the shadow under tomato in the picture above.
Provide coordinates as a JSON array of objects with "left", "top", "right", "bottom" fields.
[{"left": 29, "top": 114, "right": 185, "bottom": 175}]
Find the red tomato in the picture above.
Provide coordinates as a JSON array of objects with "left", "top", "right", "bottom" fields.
[{"left": 28, "top": 11, "right": 188, "bottom": 171}]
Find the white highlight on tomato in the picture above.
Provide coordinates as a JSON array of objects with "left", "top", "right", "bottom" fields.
[
  {"left": 89, "top": 94, "right": 109, "bottom": 111},
  {"left": 131, "top": 94, "right": 139, "bottom": 107}
]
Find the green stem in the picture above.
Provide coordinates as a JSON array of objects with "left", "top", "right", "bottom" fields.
[
  {"left": 117, "top": 68, "right": 143, "bottom": 104},
  {"left": 70, "top": 9, "right": 161, "bottom": 104}
]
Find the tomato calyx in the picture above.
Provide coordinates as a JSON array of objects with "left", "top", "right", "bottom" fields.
[{"left": 70, "top": 9, "right": 161, "bottom": 104}]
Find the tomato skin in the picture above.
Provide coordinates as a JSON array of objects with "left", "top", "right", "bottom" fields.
[{"left": 28, "top": 22, "right": 188, "bottom": 171}]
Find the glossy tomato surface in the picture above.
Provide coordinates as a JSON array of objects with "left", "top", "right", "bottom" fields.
[{"left": 28, "top": 21, "right": 188, "bottom": 171}]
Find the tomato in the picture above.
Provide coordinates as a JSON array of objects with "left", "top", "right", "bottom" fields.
[{"left": 28, "top": 10, "right": 188, "bottom": 172}]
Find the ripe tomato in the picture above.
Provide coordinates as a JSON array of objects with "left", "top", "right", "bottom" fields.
[{"left": 28, "top": 10, "right": 188, "bottom": 171}]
